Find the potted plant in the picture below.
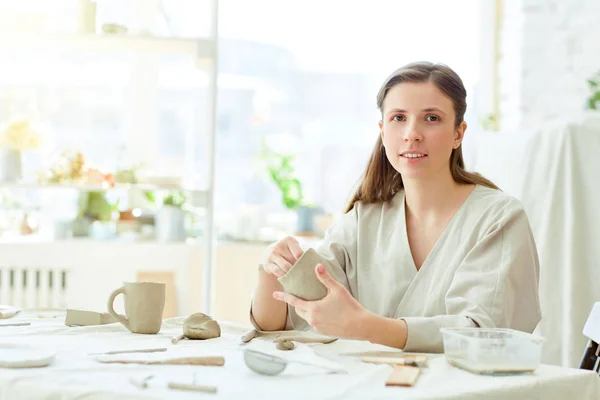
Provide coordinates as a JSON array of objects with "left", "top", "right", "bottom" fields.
[
  {"left": 261, "top": 145, "right": 319, "bottom": 234},
  {"left": 0, "top": 117, "right": 42, "bottom": 182},
  {"left": 155, "top": 190, "right": 188, "bottom": 242},
  {"left": 74, "top": 191, "right": 119, "bottom": 238}
]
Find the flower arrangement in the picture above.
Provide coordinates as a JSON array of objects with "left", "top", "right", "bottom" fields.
[
  {"left": 0, "top": 118, "right": 42, "bottom": 151},
  {"left": 39, "top": 149, "right": 114, "bottom": 187}
]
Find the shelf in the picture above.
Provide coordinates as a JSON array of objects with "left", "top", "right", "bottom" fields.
[
  {"left": 0, "top": 33, "right": 216, "bottom": 60},
  {"left": 0, "top": 181, "right": 210, "bottom": 207},
  {"left": 1, "top": 181, "right": 184, "bottom": 190},
  {"left": 0, "top": 182, "right": 210, "bottom": 209}
]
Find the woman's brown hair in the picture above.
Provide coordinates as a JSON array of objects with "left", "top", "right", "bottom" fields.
[{"left": 344, "top": 61, "right": 499, "bottom": 213}]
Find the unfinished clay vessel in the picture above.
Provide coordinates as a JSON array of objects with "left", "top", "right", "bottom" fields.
[{"left": 278, "top": 248, "right": 330, "bottom": 301}]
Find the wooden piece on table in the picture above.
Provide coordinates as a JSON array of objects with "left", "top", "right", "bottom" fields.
[
  {"left": 136, "top": 271, "right": 177, "bottom": 318},
  {"left": 98, "top": 356, "right": 225, "bottom": 366},
  {"left": 385, "top": 365, "right": 421, "bottom": 387},
  {"left": 168, "top": 382, "right": 217, "bottom": 394},
  {"left": 362, "top": 355, "right": 428, "bottom": 367},
  {"left": 401, "top": 355, "right": 428, "bottom": 362},
  {"left": 161, "top": 356, "right": 224, "bottom": 366}
]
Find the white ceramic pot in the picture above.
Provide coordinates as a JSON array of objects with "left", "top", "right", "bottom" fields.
[
  {"left": 0, "top": 148, "right": 22, "bottom": 182},
  {"left": 155, "top": 205, "right": 187, "bottom": 242}
]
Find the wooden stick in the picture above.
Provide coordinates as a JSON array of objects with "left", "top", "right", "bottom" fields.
[
  {"left": 168, "top": 382, "right": 217, "bottom": 394},
  {"left": 99, "top": 356, "right": 225, "bottom": 366},
  {"left": 161, "top": 356, "right": 225, "bottom": 366},
  {"left": 362, "top": 356, "right": 427, "bottom": 367}
]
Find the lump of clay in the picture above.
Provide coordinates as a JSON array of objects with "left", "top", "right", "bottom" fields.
[
  {"left": 183, "top": 313, "right": 221, "bottom": 339},
  {"left": 276, "top": 340, "right": 295, "bottom": 351}
]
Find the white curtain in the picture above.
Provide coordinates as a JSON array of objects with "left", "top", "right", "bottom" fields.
[{"left": 464, "top": 116, "right": 600, "bottom": 367}]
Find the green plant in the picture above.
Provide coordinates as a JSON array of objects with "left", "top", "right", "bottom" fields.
[
  {"left": 585, "top": 71, "right": 600, "bottom": 110},
  {"left": 480, "top": 113, "right": 499, "bottom": 132},
  {"left": 144, "top": 191, "right": 156, "bottom": 204},
  {"left": 78, "top": 191, "right": 119, "bottom": 222},
  {"left": 261, "top": 144, "right": 303, "bottom": 210},
  {"left": 162, "top": 190, "right": 187, "bottom": 208}
]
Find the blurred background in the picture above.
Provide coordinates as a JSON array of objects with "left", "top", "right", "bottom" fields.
[{"left": 0, "top": 0, "right": 598, "bottom": 368}]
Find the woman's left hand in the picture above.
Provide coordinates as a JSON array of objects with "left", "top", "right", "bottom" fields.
[{"left": 273, "top": 264, "right": 368, "bottom": 338}]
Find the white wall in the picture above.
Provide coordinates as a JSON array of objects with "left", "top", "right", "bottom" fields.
[{"left": 499, "top": 0, "right": 600, "bottom": 131}]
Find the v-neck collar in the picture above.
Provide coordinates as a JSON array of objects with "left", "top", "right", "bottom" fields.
[
  {"left": 400, "top": 184, "right": 480, "bottom": 274},
  {"left": 392, "top": 185, "right": 480, "bottom": 318}
]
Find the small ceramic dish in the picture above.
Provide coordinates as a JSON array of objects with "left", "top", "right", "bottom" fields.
[{"left": 0, "top": 343, "right": 55, "bottom": 368}]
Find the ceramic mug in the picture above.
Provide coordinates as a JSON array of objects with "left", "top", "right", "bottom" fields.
[{"left": 107, "top": 282, "right": 165, "bottom": 334}]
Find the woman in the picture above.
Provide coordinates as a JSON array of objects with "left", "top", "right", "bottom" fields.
[{"left": 250, "top": 61, "right": 542, "bottom": 353}]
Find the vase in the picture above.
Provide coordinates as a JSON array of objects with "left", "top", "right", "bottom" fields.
[
  {"left": 155, "top": 205, "right": 187, "bottom": 242},
  {"left": 0, "top": 148, "right": 22, "bottom": 182},
  {"left": 72, "top": 217, "right": 91, "bottom": 237},
  {"left": 296, "top": 206, "right": 322, "bottom": 234}
]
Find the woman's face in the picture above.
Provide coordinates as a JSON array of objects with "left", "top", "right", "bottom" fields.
[{"left": 379, "top": 81, "right": 466, "bottom": 181}]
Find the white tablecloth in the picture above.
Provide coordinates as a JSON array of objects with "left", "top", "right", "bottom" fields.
[
  {"left": 1, "top": 310, "right": 599, "bottom": 399},
  {"left": 464, "top": 116, "right": 600, "bottom": 367}
]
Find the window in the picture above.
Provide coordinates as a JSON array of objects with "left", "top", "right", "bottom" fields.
[
  {"left": 215, "top": 0, "right": 485, "bottom": 237},
  {"left": 0, "top": 1, "right": 488, "bottom": 242}
]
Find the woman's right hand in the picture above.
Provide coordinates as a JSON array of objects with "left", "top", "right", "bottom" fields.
[{"left": 260, "top": 236, "right": 304, "bottom": 278}]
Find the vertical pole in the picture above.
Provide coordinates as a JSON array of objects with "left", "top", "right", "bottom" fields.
[{"left": 202, "top": 0, "right": 219, "bottom": 315}]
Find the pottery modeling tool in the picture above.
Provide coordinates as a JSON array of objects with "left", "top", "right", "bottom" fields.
[
  {"left": 168, "top": 382, "right": 217, "bottom": 393},
  {"left": 98, "top": 356, "right": 225, "bottom": 366},
  {"left": 0, "top": 322, "right": 30, "bottom": 327},
  {"left": 362, "top": 355, "right": 428, "bottom": 367},
  {"left": 385, "top": 365, "right": 421, "bottom": 387},
  {"left": 89, "top": 348, "right": 167, "bottom": 356}
]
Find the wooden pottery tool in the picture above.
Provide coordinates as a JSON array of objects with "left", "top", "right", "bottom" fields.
[
  {"left": 385, "top": 365, "right": 421, "bottom": 387},
  {"left": 362, "top": 355, "right": 428, "bottom": 367},
  {"left": 98, "top": 356, "right": 225, "bottom": 366}
]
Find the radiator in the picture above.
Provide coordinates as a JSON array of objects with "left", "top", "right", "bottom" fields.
[{"left": 0, "top": 266, "right": 69, "bottom": 309}]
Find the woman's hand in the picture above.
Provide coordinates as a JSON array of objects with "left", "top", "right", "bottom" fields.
[
  {"left": 273, "top": 264, "right": 368, "bottom": 338},
  {"left": 260, "top": 236, "right": 304, "bottom": 278}
]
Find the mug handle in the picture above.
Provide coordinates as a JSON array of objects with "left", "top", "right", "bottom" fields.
[{"left": 107, "top": 286, "right": 129, "bottom": 330}]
